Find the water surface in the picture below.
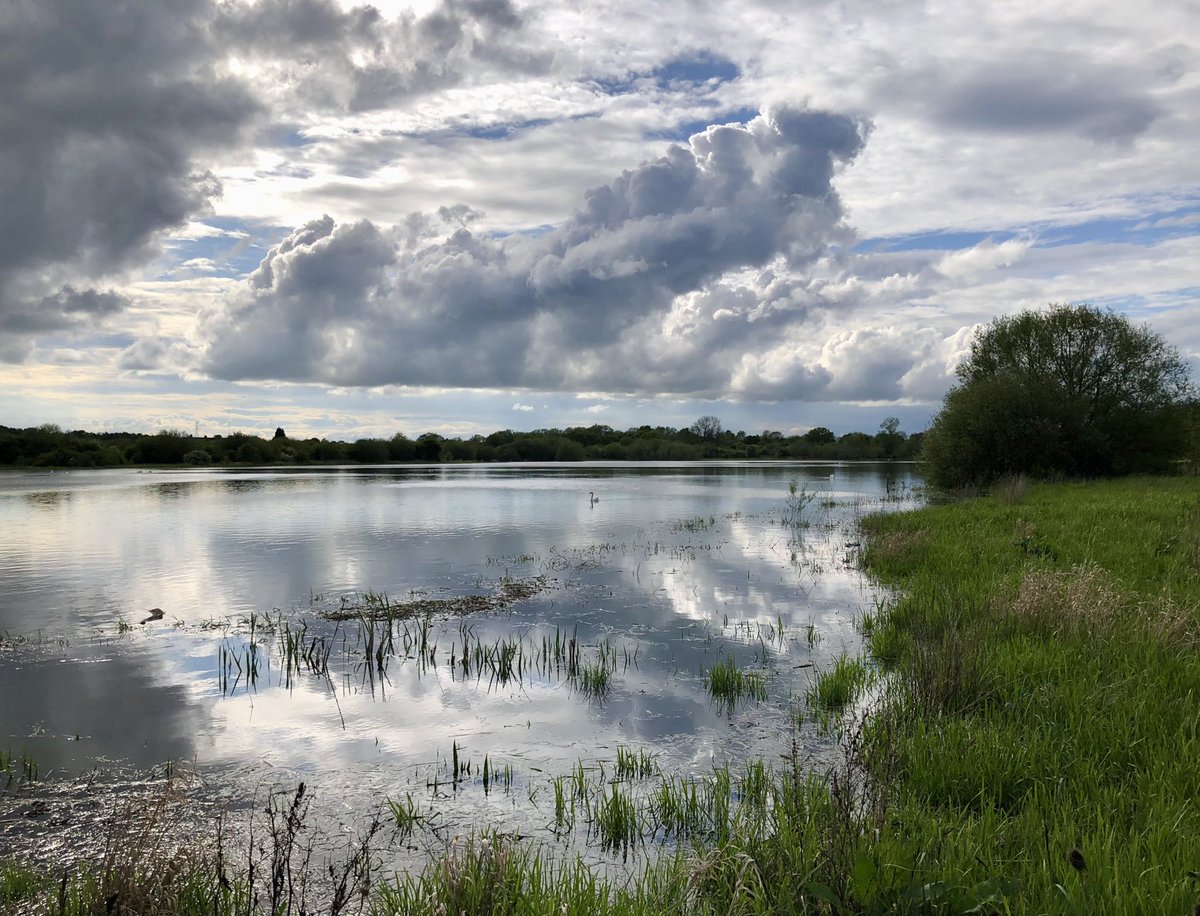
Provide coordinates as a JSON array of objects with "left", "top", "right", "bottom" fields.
[{"left": 0, "top": 462, "right": 920, "bottom": 864}]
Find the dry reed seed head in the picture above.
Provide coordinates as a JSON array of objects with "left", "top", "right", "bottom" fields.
[{"left": 1067, "top": 848, "right": 1086, "bottom": 873}]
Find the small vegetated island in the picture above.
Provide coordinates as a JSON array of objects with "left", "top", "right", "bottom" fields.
[{"left": 3, "top": 303, "right": 1199, "bottom": 914}]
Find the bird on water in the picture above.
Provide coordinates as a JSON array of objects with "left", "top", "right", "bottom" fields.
[{"left": 589, "top": 491, "right": 599, "bottom": 505}]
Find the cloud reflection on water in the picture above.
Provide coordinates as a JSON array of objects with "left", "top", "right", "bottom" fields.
[{"left": 0, "top": 462, "right": 919, "bottom": 850}]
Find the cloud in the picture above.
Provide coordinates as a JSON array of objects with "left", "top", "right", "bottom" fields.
[
  {"left": 214, "top": 0, "right": 551, "bottom": 113},
  {"left": 928, "top": 65, "right": 1159, "bottom": 143},
  {"left": 0, "top": 288, "right": 132, "bottom": 362},
  {"left": 0, "top": 0, "right": 261, "bottom": 350},
  {"left": 0, "top": 0, "right": 547, "bottom": 355},
  {"left": 118, "top": 336, "right": 202, "bottom": 374},
  {"left": 935, "top": 237, "right": 1032, "bottom": 281},
  {"left": 199, "top": 107, "right": 873, "bottom": 393},
  {"left": 198, "top": 108, "right": 870, "bottom": 398},
  {"left": 512, "top": 403, "right": 534, "bottom": 411},
  {"left": 1133, "top": 211, "right": 1200, "bottom": 231}
]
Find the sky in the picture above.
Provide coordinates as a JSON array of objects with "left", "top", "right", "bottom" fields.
[{"left": 1, "top": 0, "right": 1197, "bottom": 442}]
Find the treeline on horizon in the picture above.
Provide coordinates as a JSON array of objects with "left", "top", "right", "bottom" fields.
[{"left": 0, "top": 416, "right": 922, "bottom": 468}]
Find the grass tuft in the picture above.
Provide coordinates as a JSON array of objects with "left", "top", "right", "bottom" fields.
[{"left": 704, "top": 655, "right": 768, "bottom": 709}]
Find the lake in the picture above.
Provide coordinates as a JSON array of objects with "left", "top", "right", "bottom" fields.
[{"left": 0, "top": 461, "right": 921, "bottom": 870}]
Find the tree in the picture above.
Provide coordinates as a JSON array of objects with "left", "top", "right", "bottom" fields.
[
  {"left": 274, "top": 427, "right": 287, "bottom": 440},
  {"left": 923, "top": 303, "right": 1194, "bottom": 487},
  {"left": 803, "top": 426, "right": 835, "bottom": 445},
  {"left": 388, "top": 433, "right": 416, "bottom": 461},
  {"left": 689, "top": 415, "right": 723, "bottom": 441},
  {"left": 876, "top": 416, "right": 904, "bottom": 460},
  {"left": 348, "top": 438, "right": 390, "bottom": 463},
  {"left": 414, "top": 433, "right": 444, "bottom": 462}
]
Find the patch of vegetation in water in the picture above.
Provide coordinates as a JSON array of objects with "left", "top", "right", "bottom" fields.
[
  {"left": 703, "top": 655, "right": 768, "bottom": 709},
  {"left": 322, "top": 574, "right": 554, "bottom": 622},
  {"left": 804, "top": 651, "right": 871, "bottom": 711}
]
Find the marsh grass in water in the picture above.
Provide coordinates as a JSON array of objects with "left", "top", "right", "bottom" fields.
[
  {"left": 805, "top": 652, "right": 871, "bottom": 711},
  {"left": 704, "top": 654, "right": 768, "bottom": 709},
  {"left": 0, "top": 747, "right": 39, "bottom": 787},
  {"left": 613, "top": 746, "right": 657, "bottom": 780},
  {"left": 0, "top": 779, "right": 381, "bottom": 916}
]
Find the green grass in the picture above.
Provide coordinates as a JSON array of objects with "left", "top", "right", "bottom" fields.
[
  {"left": 805, "top": 652, "right": 871, "bottom": 711},
  {"left": 856, "top": 475, "right": 1200, "bottom": 913},
  {"left": 704, "top": 655, "right": 769, "bottom": 708}
]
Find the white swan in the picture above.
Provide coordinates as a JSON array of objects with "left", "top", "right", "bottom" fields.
[{"left": 589, "top": 491, "right": 599, "bottom": 505}]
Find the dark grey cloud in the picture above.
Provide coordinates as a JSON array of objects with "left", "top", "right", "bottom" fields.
[
  {"left": 0, "top": 288, "right": 130, "bottom": 335},
  {"left": 0, "top": 0, "right": 259, "bottom": 358},
  {"left": 882, "top": 56, "right": 1160, "bottom": 143},
  {"left": 199, "top": 108, "right": 870, "bottom": 399}
]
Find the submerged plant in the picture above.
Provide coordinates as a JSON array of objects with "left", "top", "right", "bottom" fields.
[
  {"left": 571, "top": 641, "right": 618, "bottom": 701},
  {"left": 614, "top": 746, "right": 657, "bottom": 780}
]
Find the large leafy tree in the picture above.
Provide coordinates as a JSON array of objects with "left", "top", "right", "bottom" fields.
[{"left": 923, "top": 303, "right": 1194, "bottom": 487}]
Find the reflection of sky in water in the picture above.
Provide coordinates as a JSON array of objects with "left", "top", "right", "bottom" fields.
[{"left": 0, "top": 463, "right": 921, "bottom": 857}]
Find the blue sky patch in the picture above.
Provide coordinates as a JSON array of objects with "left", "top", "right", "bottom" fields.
[
  {"left": 652, "top": 51, "right": 740, "bottom": 87},
  {"left": 459, "top": 117, "right": 556, "bottom": 140},
  {"left": 593, "top": 50, "right": 741, "bottom": 96},
  {"left": 1036, "top": 205, "right": 1200, "bottom": 248},
  {"left": 646, "top": 105, "right": 760, "bottom": 142},
  {"left": 853, "top": 230, "right": 1006, "bottom": 253},
  {"left": 157, "top": 217, "right": 280, "bottom": 281}
]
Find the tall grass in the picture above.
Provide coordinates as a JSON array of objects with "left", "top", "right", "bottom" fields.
[{"left": 805, "top": 652, "right": 870, "bottom": 711}]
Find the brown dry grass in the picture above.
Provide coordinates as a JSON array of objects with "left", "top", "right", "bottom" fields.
[
  {"left": 865, "top": 530, "right": 929, "bottom": 567},
  {"left": 1008, "top": 561, "right": 1198, "bottom": 650}
]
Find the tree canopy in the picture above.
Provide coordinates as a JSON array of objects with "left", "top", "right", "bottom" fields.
[
  {"left": 0, "top": 417, "right": 924, "bottom": 468},
  {"left": 923, "top": 303, "right": 1195, "bottom": 488}
]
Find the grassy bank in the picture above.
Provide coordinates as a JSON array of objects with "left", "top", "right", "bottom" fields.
[
  {"left": 4, "top": 477, "right": 1197, "bottom": 914},
  {"left": 858, "top": 475, "right": 1200, "bottom": 913}
]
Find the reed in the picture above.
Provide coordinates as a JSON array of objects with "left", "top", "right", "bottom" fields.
[{"left": 613, "top": 746, "right": 657, "bottom": 780}]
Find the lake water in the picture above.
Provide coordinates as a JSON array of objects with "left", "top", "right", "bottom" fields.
[{"left": 0, "top": 462, "right": 921, "bottom": 869}]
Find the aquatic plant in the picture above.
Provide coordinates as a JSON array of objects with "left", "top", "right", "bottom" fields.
[
  {"left": 704, "top": 655, "right": 768, "bottom": 708},
  {"left": 806, "top": 652, "right": 870, "bottom": 711},
  {"left": 590, "top": 783, "right": 640, "bottom": 856},
  {"left": 571, "top": 640, "right": 618, "bottom": 701},
  {"left": 386, "top": 793, "right": 429, "bottom": 841},
  {"left": 613, "top": 746, "right": 657, "bottom": 780},
  {"left": 781, "top": 477, "right": 817, "bottom": 528}
]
